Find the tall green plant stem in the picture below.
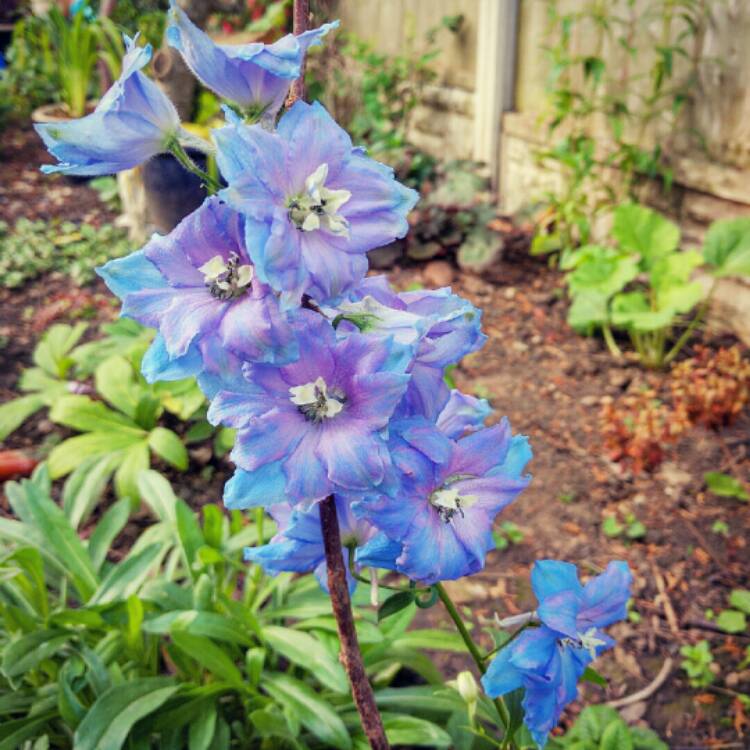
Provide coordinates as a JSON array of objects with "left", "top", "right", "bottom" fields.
[
  {"left": 320, "top": 497, "right": 389, "bottom": 749},
  {"left": 435, "top": 583, "right": 514, "bottom": 747},
  {"left": 663, "top": 281, "right": 717, "bottom": 366}
]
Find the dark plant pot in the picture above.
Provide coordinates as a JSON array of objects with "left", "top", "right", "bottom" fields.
[
  {"left": 142, "top": 151, "right": 208, "bottom": 234},
  {"left": 0, "top": 23, "right": 14, "bottom": 55}
]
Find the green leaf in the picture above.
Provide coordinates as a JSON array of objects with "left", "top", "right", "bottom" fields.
[
  {"left": 599, "top": 719, "right": 634, "bottom": 750},
  {"left": 137, "top": 469, "right": 178, "bottom": 523},
  {"left": 0, "top": 713, "right": 56, "bottom": 750},
  {"left": 176, "top": 498, "right": 205, "bottom": 578},
  {"left": 611, "top": 291, "right": 674, "bottom": 331},
  {"left": 656, "top": 281, "right": 703, "bottom": 316},
  {"left": 729, "top": 589, "right": 750, "bottom": 615},
  {"left": 649, "top": 250, "right": 703, "bottom": 291},
  {"left": 63, "top": 454, "right": 119, "bottom": 529},
  {"left": 73, "top": 677, "right": 179, "bottom": 750},
  {"left": 87, "top": 498, "right": 131, "bottom": 573},
  {"left": 702, "top": 216, "right": 750, "bottom": 277},
  {"left": 50, "top": 395, "right": 142, "bottom": 433},
  {"left": 148, "top": 427, "right": 189, "bottom": 471},
  {"left": 581, "top": 666, "right": 608, "bottom": 686},
  {"left": 142, "top": 609, "right": 255, "bottom": 646},
  {"left": 263, "top": 674, "right": 352, "bottom": 750},
  {"left": 566, "top": 245, "right": 639, "bottom": 298},
  {"left": 48, "top": 432, "right": 141, "bottom": 479},
  {"left": 567, "top": 290, "right": 609, "bottom": 333},
  {"left": 612, "top": 203, "right": 680, "bottom": 267},
  {"left": 94, "top": 355, "right": 142, "bottom": 419},
  {"left": 170, "top": 631, "right": 244, "bottom": 686},
  {"left": 18, "top": 478, "right": 98, "bottom": 601},
  {"left": 602, "top": 516, "right": 624, "bottom": 537},
  {"left": 704, "top": 471, "right": 749, "bottom": 501},
  {"left": 263, "top": 625, "right": 348, "bottom": 693},
  {"left": 90, "top": 544, "right": 162, "bottom": 605},
  {"left": 113, "top": 442, "right": 150, "bottom": 501},
  {"left": 188, "top": 702, "right": 217, "bottom": 750},
  {"left": 392, "top": 629, "right": 466, "bottom": 652},
  {"left": 33, "top": 322, "right": 87, "bottom": 377},
  {"left": 378, "top": 590, "right": 416, "bottom": 622},
  {"left": 716, "top": 609, "right": 747, "bottom": 634},
  {"left": 1, "top": 629, "right": 71, "bottom": 679},
  {"left": 380, "top": 714, "right": 452, "bottom": 748},
  {"left": 0, "top": 394, "right": 45, "bottom": 441}
]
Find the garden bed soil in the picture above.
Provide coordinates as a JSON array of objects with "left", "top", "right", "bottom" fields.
[{"left": 1, "top": 124, "right": 749, "bottom": 748}]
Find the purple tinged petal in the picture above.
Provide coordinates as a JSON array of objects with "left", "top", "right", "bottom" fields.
[
  {"left": 437, "top": 390, "right": 492, "bottom": 439},
  {"left": 481, "top": 646, "right": 524, "bottom": 698},
  {"left": 231, "top": 409, "right": 304, "bottom": 472},
  {"left": 536, "top": 590, "right": 584, "bottom": 639},
  {"left": 531, "top": 560, "right": 583, "bottom": 604},
  {"left": 579, "top": 560, "right": 633, "bottom": 630}
]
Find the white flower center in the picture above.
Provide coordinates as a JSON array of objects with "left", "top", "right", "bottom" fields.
[
  {"left": 290, "top": 376, "right": 345, "bottom": 422},
  {"left": 430, "top": 486, "right": 478, "bottom": 524},
  {"left": 199, "top": 252, "right": 253, "bottom": 300},
  {"left": 560, "top": 627, "right": 607, "bottom": 659},
  {"left": 287, "top": 163, "right": 351, "bottom": 237}
]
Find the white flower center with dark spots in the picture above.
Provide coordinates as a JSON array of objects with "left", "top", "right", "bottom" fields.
[
  {"left": 560, "top": 627, "right": 607, "bottom": 659},
  {"left": 199, "top": 252, "right": 253, "bottom": 300},
  {"left": 430, "top": 486, "right": 478, "bottom": 524},
  {"left": 290, "top": 376, "right": 345, "bottom": 422},
  {"left": 287, "top": 163, "right": 351, "bottom": 237}
]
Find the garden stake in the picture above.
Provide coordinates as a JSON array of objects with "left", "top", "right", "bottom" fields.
[{"left": 320, "top": 496, "right": 389, "bottom": 749}]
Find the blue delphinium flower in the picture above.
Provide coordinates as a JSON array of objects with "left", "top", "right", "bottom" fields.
[
  {"left": 333, "top": 275, "right": 486, "bottom": 419},
  {"left": 98, "top": 197, "right": 298, "bottom": 382},
  {"left": 356, "top": 418, "right": 531, "bottom": 583},
  {"left": 214, "top": 101, "right": 419, "bottom": 303},
  {"left": 245, "top": 496, "right": 382, "bottom": 592},
  {"left": 35, "top": 35, "right": 184, "bottom": 176},
  {"left": 168, "top": 2, "right": 338, "bottom": 120},
  {"left": 208, "top": 315, "right": 410, "bottom": 505},
  {"left": 481, "top": 560, "right": 633, "bottom": 747},
  {"left": 436, "top": 389, "right": 492, "bottom": 439}
]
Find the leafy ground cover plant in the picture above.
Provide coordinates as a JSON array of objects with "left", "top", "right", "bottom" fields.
[
  {"left": 563, "top": 205, "right": 750, "bottom": 367},
  {"left": 0, "top": 219, "right": 132, "bottom": 289},
  {"left": 32, "top": 4, "right": 637, "bottom": 747},
  {"left": 0, "top": 468, "right": 470, "bottom": 749}
]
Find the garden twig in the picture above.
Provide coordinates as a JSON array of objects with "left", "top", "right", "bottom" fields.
[
  {"left": 652, "top": 562, "right": 680, "bottom": 634},
  {"left": 606, "top": 657, "right": 673, "bottom": 708}
]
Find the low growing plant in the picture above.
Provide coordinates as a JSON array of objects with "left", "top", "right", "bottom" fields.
[
  {"left": 0, "top": 219, "right": 132, "bottom": 289},
  {"left": 563, "top": 205, "right": 750, "bottom": 367}
]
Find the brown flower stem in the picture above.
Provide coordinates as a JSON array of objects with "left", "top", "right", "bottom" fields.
[
  {"left": 285, "top": 0, "right": 310, "bottom": 107},
  {"left": 319, "top": 496, "right": 389, "bottom": 749}
]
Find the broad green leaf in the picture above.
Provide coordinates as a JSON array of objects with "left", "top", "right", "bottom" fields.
[
  {"left": 58, "top": 656, "right": 88, "bottom": 728},
  {"left": 599, "top": 718, "right": 634, "bottom": 750},
  {"left": 90, "top": 543, "right": 162, "bottom": 604},
  {"left": 263, "top": 674, "right": 352, "bottom": 750},
  {"left": 48, "top": 432, "right": 140, "bottom": 478},
  {"left": 392, "top": 629, "right": 466, "bottom": 652},
  {"left": 1, "top": 629, "right": 70, "bottom": 679},
  {"left": 611, "top": 292, "right": 674, "bottom": 331},
  {"left": 142, "top": 610, "right": 255, "bottom": 646},
  {"left": 137, "top": 469, "right": 178, "bottom": 523},
  {"left": 19, "top": 479, "right": 98, "bottom": 601},
  {"left": 148, "top": 427, "right": 189, "bottom": 470},
  {"left": 263, "top": 625, "right": 348, "bottom": 693},
  {"left": 567, "top": 291, "right": 609, "bottom": 333},
  {"left": 87, "top": 498, "right": 131, "bottom": 573},
  {"left": 716, "top": 609, "right": 746, "bottom": 634},
  {"left": 581, "top": 666, "right": 608, "bottom": 686},
  {"left": 50, "top": 395, "right": 141, "bottom": 433},
  {"left": 0, "top": 394, "right": 45, "bottom": 441},
  {"left": 63, "top": 454, "right": 120, "bottom": 529},
  {"left": 33, "top": 322, "right": 87, "bottom": 377},
  {"left": 656, "top": 281, "right": 703, "bottom": 315},
  {"left": 293, "top": 615, "right": 384, "bottom": 644},
  {"left": 612, "top": 203, "right": 679, "bottom": 266},
  {"left": 170, "top": 631, "right": 244, "bottom": 686},
  {"left": 188, "top": 702, "right": 217, "bottom": 750},
  {"left": 566, "top": 246, "right": 639, "bottom": 298},
  {"left": 113, "top": 442, "right": 150, "bottom": 501},
  {"left": 702, "top": 216, "right": 750, "bottom": 277},
  {"left": 649, "top": 250, "right": 703, "bottom": 291},
  {"left": 729, "top": 589, "right": 750, "bottom": 615},
  {"left": 378, "top": 590, "right": 416, "bottom": 622},
  {"left": 0, "top": 713, "right": 56, "bottom": 750},
  {"left": 73, "top": 678, "right": 179, "bottom": 750},
  {"left": 94, "top": 355, "right": 142, "bottom": 419},
  {"left": 704, "top": 471, "right": 749, "bottom": 501},
  {"left": 379, "top": 714, "right": 452, "bottom": 748}
]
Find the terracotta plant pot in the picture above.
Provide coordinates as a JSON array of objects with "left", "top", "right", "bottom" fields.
[{"left": 31, "top": 100, "right": 98, "bottom": 123}]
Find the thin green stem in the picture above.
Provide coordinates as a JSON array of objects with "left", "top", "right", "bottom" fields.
[
  {"left": 168, "top": 139, "right": 222, "bottom": 194},
  {"left": 663, "top": 281, "right": 716, "bottom": 366},
  {"left": 601, "top": 323, "right": 622, "bottom": 359},
  {"left": 346, "top": 548, "right": 430, "bottom": 594},
  {"left": 435, "top": 583, "right": 513, "bottom": 745}
]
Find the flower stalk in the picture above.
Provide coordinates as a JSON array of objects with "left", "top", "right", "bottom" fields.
[{"left": 320, "top": 496, "right": 389, "bottom": 749}]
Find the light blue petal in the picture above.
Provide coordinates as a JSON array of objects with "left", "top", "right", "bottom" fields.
[
  {"left": 224, "top": 465, "right": 288, "bottom": 509},
  {"left": 97, "top": 248, "right": 165, "bottom": 298},
  {"left": 530, "top": 560, "right": 582, "bottom": 604}
]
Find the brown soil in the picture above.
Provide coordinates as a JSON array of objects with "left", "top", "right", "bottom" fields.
[{"left": 1, "top": 124, "right": 749, "bottom": 748}]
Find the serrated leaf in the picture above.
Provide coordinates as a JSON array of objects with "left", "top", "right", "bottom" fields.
[
  {"left": 612, "top": 203, "right": 679, "bottom": 266},
  {"left": 702, "top": 216, "right": 750, "bottom": 277}
]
